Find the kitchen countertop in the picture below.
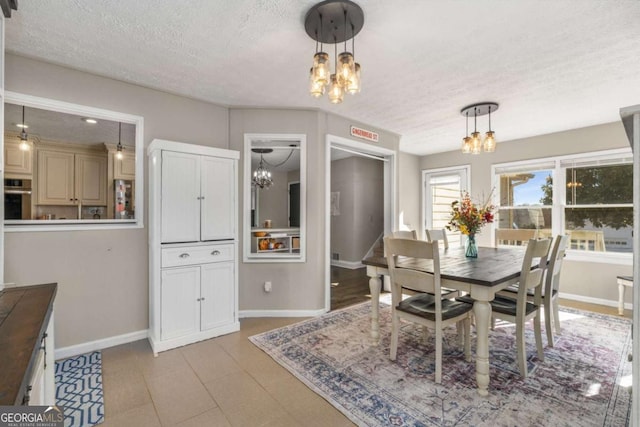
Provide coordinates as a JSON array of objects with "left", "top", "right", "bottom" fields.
[{"left": 0, "top": 283, "right": 57, "bottom": 405}]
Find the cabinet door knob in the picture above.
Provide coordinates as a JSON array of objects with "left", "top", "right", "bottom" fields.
[
  {"left": 196, "top": 297, "right": 202, "bottom": 301},
  {"left": 211, "top": 250, "right": 221, "bottom": 256},
  {"left": 200, "top": 297, "right": 205, "bottom": 301},
  {"left": 179, "top": 253, "right": 190, "bottom": 258}
]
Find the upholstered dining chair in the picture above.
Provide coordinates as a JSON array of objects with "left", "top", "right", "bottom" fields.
[
  {"left": 459, "top": 237, "right": 551, "bottom": 377},
  {"left": 426, "top": 229, "right": 449, "bottom": 250},
  {"left": 498, "top": 234, "right": 569, "bottom": 347},
  {"left": 384, "top": 237, "right": 472, "bottom": 384}
]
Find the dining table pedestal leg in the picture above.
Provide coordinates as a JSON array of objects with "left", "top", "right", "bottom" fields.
[
  {"left": 473, "top": 299, "right": 491, "bottom": 396},
  {"left": 368, "top": 272, "right": 381, "bottom": 344}
]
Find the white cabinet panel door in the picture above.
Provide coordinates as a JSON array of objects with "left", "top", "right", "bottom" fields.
[
  {"left": 161, "top": 151, "right": 200, "bottom": 243},
  {"left": 37, "top": 150, "right": 75, "bottom": 205},
  {"left": 161, "top": 267, "right": 200, "bottom": 340},
  {"left": 75, "top": 154, "right": 107, "bottom": 205},
  {"left": 200, "top": 262, "right": 235, "bottom": 331},
  {"left": 200, "top": 156, "right": 236, "bottom": 241}
]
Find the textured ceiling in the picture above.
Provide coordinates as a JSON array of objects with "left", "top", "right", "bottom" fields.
[{"left": 5, "top": 0, "right": 640, "bottom": 155}]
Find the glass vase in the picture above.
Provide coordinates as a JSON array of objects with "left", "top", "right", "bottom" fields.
[{"left": 465, "top": 234, "right": 478, "bottom": 258}]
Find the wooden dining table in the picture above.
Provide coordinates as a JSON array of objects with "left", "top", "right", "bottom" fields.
[{"left": 362, "top": 245, "right": 529, "bottom": 396}]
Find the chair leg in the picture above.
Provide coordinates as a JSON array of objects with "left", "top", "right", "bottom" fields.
[
  {"left": 516, "top": 318, "right": 527, "bottom": 378},
  {"left": 422, "top": 325, "right": 430, "bottom": 343},
  {"left": 456, "top": 321, "right": 463, "bottom": 347},
  {"left": 435, "top": 327, "right": 443, "bottom": 384},
  {"left": 534, "top": 313, "right": 544, "bottom": 361},
  {"left": 544, "top": 297, "right": 554, "bottom": 348},
  {"left": 552, "top": 297, "right": 561, "bottom": 335},
  {"left": 390, "top": 313, "right": 399, "bottom": 361},
  {"left": 491, "top": 316, "right": 496, "bottom": 330},
  {"left": 463, "top": 317, "right": 471, "bottom": 362}
]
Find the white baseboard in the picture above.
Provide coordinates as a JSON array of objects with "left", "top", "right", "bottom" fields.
[
  {"left": 560, "top": 292, "right": 633, "bottom": 311},
  {"left": 55, "top": 329, "right": 149, "bottom": 360},
  {"left": 331, "top": 260, "right": 364, "bottom": 269},
  {"left": 239, "top": 308, "right": 327, "bottom": 318}
]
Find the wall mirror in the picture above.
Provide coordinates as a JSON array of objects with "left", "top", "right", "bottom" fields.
[
  {"left": 243, "top": 133, "right": 306, "bottom": 262},
  {"left": 3, "top": 92, "right": 144, "bottom": 230}
]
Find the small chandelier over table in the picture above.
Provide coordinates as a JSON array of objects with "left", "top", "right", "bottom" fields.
[
  {"left": 252, "top": 148, "right": 274, "bottom": 189},
  {"left": 460, "top": 102, "right": 499, "bottom": 154},
  {"left": 304, "top": 0, "right": 364, "bottom": 104}
]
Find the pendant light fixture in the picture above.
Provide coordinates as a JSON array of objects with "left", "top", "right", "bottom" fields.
[
  {"left": 116, "top": 122, "right": 124, "bottom": 160},
  {"left": 305, "top": 0, "right": 364, "bottom": 103},
  {"left": 460, "top": 102, "right": 499, "bottom": 154},
  {"left": 19, "top": 106, "right": 29, "bottom": 151},
  {"left": 251, "top": 149, "right": 274, "bottom": 189}
]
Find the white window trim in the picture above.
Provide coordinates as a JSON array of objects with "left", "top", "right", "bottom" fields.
[
  {"left": 421, "top": 165, "right": 470, "bottom": 242},
  {"left": 491, "top": 148, "right": 633, "bottom": 265},
  {"left": 4, "top": 91, "right": 145, "bottom": 232}
]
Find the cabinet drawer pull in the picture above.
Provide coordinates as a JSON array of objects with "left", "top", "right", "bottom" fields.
[
  {"left": 179, "top": 253, "right": 190, "bottom": 259},
  {"left": 211, "top": 250, "right": 221, "bottom": 256}
]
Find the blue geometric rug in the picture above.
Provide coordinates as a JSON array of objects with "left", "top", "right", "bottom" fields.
[
  {"left": 55, "top": 351, "right": 104, "bottom": 427},
  {"left": 250, "top": 298, "right": 632, "bottom": 426}
]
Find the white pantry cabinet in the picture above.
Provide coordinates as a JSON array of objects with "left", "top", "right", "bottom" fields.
[{"left": 148, "top": 139, "right": 239, "bottom": 355}]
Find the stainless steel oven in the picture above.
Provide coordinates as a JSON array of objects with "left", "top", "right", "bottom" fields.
[{"left": 4, "top": 179, "right": 32, "bottom": 220}]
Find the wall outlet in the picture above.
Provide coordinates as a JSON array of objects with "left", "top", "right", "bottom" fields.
[{"left": 264, "top": 281, "right": 272, "bottom": 293}]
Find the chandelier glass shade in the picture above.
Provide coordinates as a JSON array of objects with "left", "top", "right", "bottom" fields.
[
  {"left": 19, "top": 105, "right": 29, "bottom": 151},
  {"left": 116, "top": 122, "right": 124, "bottom": 160},
  {"left": 461, "top": 102, "right": 499, "bottom": 154},
  {"left": 252, "top": 148, "right": 274, "bottom": 189},
  {"left": 305, "top": 1, "right": 364, "bottom": 104}
]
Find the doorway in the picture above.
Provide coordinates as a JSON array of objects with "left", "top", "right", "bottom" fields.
[{"left": 324, "top": 134, "right": 396, "bottom": 312}]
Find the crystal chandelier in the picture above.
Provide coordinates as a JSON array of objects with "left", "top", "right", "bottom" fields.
[
  {"left": 252, "top": 149, "right": 274, "bottom": 189},
  {"left": 461, "top": 102, "right": 499, "bottom": 154},
  {"left": 305, "top": 0, "right": 364, "bottom": 104}
]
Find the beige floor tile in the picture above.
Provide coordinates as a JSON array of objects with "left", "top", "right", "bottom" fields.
[
  {"left": 176, "top": 408, "right": 231, "bottom": 427},
  {"left": 146, "top": 367, "right": 217, "bottom": 426},
  {"left": 203, "top": 371, "right": 288, "bottom": 427},
  {"left": 101, "top": 342, "right": 139, "bottom": 376},
  {"left": 260, "top": 413, "right": 303, "bottom": 427},
  {"left": 100, "top": 402, "right": 161, "bottom": 427},
  {"left": 102, "top": 370, "right": 152, "bottom": 417},
  {"left": 182, "top": 339, "right": 242, "bottom": 383},
  {"left": 135, "top": 346, "right": 191, "bottom": 380}
]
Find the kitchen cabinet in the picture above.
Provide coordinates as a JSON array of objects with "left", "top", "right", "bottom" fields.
[
  {"left": 37, "top": 149, "right": 107, "bottom": 206},
  {"left": 148, "top": 139, "right": 239, "bottom": 355},
  {"left": 114, "top": 152, "right": 135, "bottom": 180},
  {"left": 4, "top": 138, "right": 33, "bottom": 177},
  {"left": 161, "top": 151, "right": 235, "bottom": 243}
]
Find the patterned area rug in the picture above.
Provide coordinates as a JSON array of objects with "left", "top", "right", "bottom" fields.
[
  {"left": 55, "top": 351, "right": 105, "bottom": 427},
  {"left": 250, "top": 298, "right": 632, "bottom": 426}
]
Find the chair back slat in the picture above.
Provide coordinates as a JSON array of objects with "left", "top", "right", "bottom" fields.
[
  {"left": 426, "top": 229, "right": 449, "bottom": 249},
  {"left": 547, "top": 234, "right": 569, "bottom": 293},
  {"left": 384, "top": 237, "right": 441, "bottom": 297},
  {"left": 392, "top": 230, "right": 418, "bottom": 240},
  {"left": 517, "top": 238, "right": 551, "bottom": 300}
]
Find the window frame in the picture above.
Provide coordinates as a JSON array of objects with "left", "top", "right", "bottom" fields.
[
  {"left": 3, "top": 91, "right": 145, "bottom": 232},
  {"left": 492, "top": 148, "right": 632, "bottom": 265}
]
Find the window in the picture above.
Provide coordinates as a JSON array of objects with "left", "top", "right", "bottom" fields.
[
  {"left": 423, "top": 166, "right": 469, "bottom": 247},
  {"left": 493, "top": 150, "right": 633, "bottom": 259}
]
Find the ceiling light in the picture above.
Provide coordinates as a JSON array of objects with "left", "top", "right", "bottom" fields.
[
  {"left": 15, "top": 123, "right": 28, "bottom": 129},
  {"left": 82, "top": 118, "right": 98, "bottom": 124},
  {"left": 305, "top": 0, "right": 364, "bottom": 104},
  {"left": 19, "top": 106, "right": 29, "bottom": 151},
  {"left": 460, "top": 102, "right": 499, "bottom": 154},
  {"left": 116, "top": 122, "right": 124, "bottom": 160},
  {"left": 252, "top": 149, "right": 274, "bottom": 189}
]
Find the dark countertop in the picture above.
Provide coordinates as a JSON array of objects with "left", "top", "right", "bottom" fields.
[{"left": 0, "top": 283, "right": 57, "bottom": 405}]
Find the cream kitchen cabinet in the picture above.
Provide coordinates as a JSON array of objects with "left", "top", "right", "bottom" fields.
[
  {"left": 4, "top": 139, "right": 33, "bottom": 177},
  {"left": 37, "top": 150, "right": 107, "bottom": 206},
  {"left": 114, "top": 152, "right": 135, "bottom": 180},
  {"left": 148, "top": 139, "right": 239, "bottom": 355}
]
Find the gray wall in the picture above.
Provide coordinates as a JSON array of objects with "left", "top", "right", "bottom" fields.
[
  {"left": 419, "top": 121, "right": 633, "bottom": 305},
  {"left": 398, "top": 152, "right": 421, "bottom": 233},
  {"left": 4, "top": 54, "right": 230, "bottom": 348},
  {"left": 255, "top": 170, "right": 289, "bottom": 228},
  {"left": 330, "top": 156, "right": 384, "bottom": 263},
  {"left": 230, "top": 108, "right": 400, "bottom": 312}
]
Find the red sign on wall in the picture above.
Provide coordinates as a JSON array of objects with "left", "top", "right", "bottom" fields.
[{"left": 350, "top": 126, "right": 379, "bottom": 143}]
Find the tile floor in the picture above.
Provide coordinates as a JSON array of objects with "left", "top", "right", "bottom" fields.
[{"left": 99, "top": 300, "right": 631, "bottom": 427}]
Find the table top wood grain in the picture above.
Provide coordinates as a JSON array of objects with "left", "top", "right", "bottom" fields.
[
  {"left": 363, "top": 246, "right": 530, "bottom": 287},
  {"left": 0, "top": 283, "right": 57, "bottom": 405}
]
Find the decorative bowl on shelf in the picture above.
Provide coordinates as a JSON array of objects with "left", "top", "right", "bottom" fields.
[{"left": 253, "top": 231, "right": 268, "bottom": 237}]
